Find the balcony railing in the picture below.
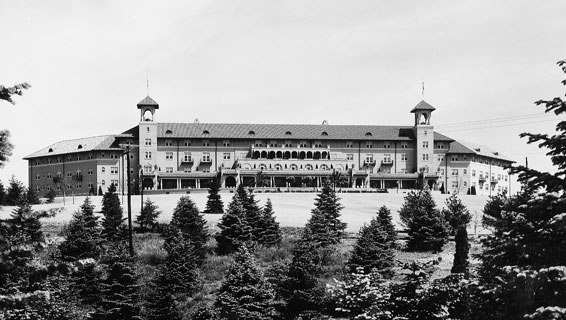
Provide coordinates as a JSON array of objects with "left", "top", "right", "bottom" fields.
[
  {"left": 181, "top": 158, "right": 193, "bottom": 163},
  {"left": 201, "top": 158, "right": 212, "bottom": 163}
]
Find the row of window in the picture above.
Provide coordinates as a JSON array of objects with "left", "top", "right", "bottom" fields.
[
  {"left": 33, "top": 152, "right": 120, "bottom": 165},
  {"left": 35, "top": 166, "right": 119, "bottom": 179},
  {"left": 34, "top": 180, "right": 118, "bottom": 191}
]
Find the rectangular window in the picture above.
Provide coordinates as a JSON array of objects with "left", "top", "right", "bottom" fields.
[
  {"left": 202, "top": 152, "right": 211, "bottom": 162},
  {"left": 472, "top": 170, "right": 476, "bottom": 177},
  {"left": 56, "top": 185, "right": 61, "bottom": 191},
  {"left": 202, "top": 140, "right": 210, "bottom": 147},
  {"left": 346, "top": 154, "right": 354, "bottom": 161},
  {"left": 346, "top": 141, "right": 354, "bottom": 148},
  {"left": 269, "top": 140, "right": 277, "bottom": 147},
  {"left": 145, "top": 152, "right": 152, "bottom": 159},
  {"left": 67, "top": 155, "right": 72, "bottom": 162},
  {"left": 111, "top": 180, "right": 118, "bottom": 186},
  {"left": 76, "top": 183, "right": 82, "bottom": 189},
  {"left": 165, "top": 140, "right": 173, "bottom": 146},
  {"left": 401, "top": 154, "right": 407, "bottom": 161},
  {"left": 166, "top": 152, "right": 173, "bottom": 160},
  {"left": 47, "top": 185, "right": 52, "bottom": 191},
  {"left": 383, "top": 142, "right": 391, "bottom": 149},
  {"left": 436, "top": 143, "right": 444, "bottom": 149},
  {"left": 183, "top": 167, "right": 192, "bottom": 173},
  {"left": 422, "top": 153, "right": 429, "bottom": 161},
  {"left": 88, "top": 182, "right": 93, "bottom": 189},
  {"left": 285, "top": 140, "right": 292, "bottom": 148},
  {"left": 255, "top": 140, "right": 263, "bottom": 147},
  {"left": 452, "top": 181, "right": 458, "bottom": 188},
  {"left": 67, "top": 184, "right": 72, "bottom": 190},
  {"left": 202, "top": 168, "right": 210, "bottom": 173},
  {"left": 440, "top": 169, "right": 445, "bottom": 175},
  {"left": 88, "top": 168, "right": 93, "bottom": 175},
  {"left": 223, "top": 140, "right": 230, "bottom": 147},
  {"left": 35, "top": 173, "right": 40, "bottom": 180},
  {"left": 111, "top": 167, "right": 118, "bottom": 174},
  {"left": 67, "top": 172, "right": 73, "bottom": 177},
  {"left": 423, "top": 141, "right": 429, "bottom": 148},
  {"left": 184, "top": 140, "right": 191, "bottom": 146},
  {"left": 366, "top": 141, "right": 373, "bottom": 148},
  {"left": 463, "top": 169, "right": 467, "bottom": 175},
  {"left": 365, "top": 154, "right": 374, "bottom": 163},
  {"left": 166, "top": 167, "right": 173, "bottom": 173},
  {"left": 451, "top": 155, "right": 458, "bottom": 161},
  {"left": 145, "top": 138, "right": 151, "bottom": 146},
  {"left": 184, "top": 152, "right": 192, "bottom": 162},
  {"left": 401, "top": 142, "right": 408, "bottom": 149},
  {"left": 314, "top": 140, "right": 323, "bottom": 148},
  {"left": 223, "top": 152, "right": 231, "bottom": 160},
  {"left": 47, "top": 172, "right": 52, "bottom": 179},
  {"left": 299, "top": 140, "right": 308, "bottom": 148},
  {"left": 383, "top": 154, "right": 392, "bottom": 163},
  {"left": 437, "top": 155, "right": 444, "bottom": 163},
  {"left": 452, "top": 169, "right": 458, "bottom": 176}
]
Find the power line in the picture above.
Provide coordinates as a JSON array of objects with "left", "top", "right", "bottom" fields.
[
  {"left": 436, "top": 113, "right": 555, "bottom": 128},
  {"left": 438, "top": 118, "right": 557, "bottom": 133}
]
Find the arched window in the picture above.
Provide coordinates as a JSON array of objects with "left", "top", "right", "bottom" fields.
[
  {"left": 248, "top": 130, "right": 256, "bottom": 135},
  {"left": 305, "top": 164, "right": 313, "bottom": 170},
  {"left": 77, "top": 145, "right": 82, "bottom": 149},
  {"left": 321, "top": 164, "right": 328, "bottom": 170},
  {"left": 259, "top": 163, "right": 267, "bottom": 170},
  {"left": 365, "top": 132, "right": 372, "bottom": 136},
  {"left": 285, "top": 131, "right": 292, "bottom": 135},
  {"left": 48, "top": 148, "right": 53, "bottom": 153},
  {"left": 290, "top": 164, "right": 298, "bottom": 170},
  {"left": 202, "top": 130, "right": 210, "bottom": 135},
  {"left": 321, "top": 131, "right": 328, "bottom": 136},
  {"left": 275, "top": 164, "right": 282, "bottom": 170},
  {"left": 165, "top": 129, "right": 173, "bottom": 135}
]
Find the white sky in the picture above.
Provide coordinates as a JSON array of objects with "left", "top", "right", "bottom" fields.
[{"left": 2, "top": 0, "right": 566, "bottom": 185}]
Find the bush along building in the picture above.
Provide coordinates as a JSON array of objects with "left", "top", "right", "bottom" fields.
[{"left": 24, "top": 97, "right": 513, "bottom": 196}]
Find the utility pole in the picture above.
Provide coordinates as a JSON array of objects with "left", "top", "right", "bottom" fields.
[{"left": 120, "top": 144, "right": 138, "bottom": 257}]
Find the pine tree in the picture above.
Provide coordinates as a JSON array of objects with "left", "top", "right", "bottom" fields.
[
  {"left": 135, "top": 198, "right": 161, "bottom": 232},
  {"left": 304, "top": 181, "right": 347, "bottom": 247},
  {"left": 25, "top": 187, "right": 40, "bottom": 205},
  {"left": 235, "top": 183, "right": 263, "bottom": 241},
  {"left": 215, "top": 246, "right": 276, "bottom": 320},
  {"left": 6, "top": 175, "right": 25, "bottom": 205},
  {"left": 59, "top": 197, "right": 102, "bottom": 261},
  {"left": 442, "top": 193, "right": 472, "bottom": 275},
  {"left": 169, "top": 196, "right": 209, "bottom": 260},
  {"left": 376, "top": 205, "right": 396, "bottom": 245},
  {"left": 101, "top": 183, "right": 124, "bottom": 240},
  {"left": 348, "top": 217, "right": 395, "bottom": 276},
  {"left": 144, "top": 271, "right": 181, "bottom": 320},
  {"left": 257, "top": 198, "right": 282, "bottom": 247},
  {"left": 471, "top": 60, "right": 566, "bottom": 320},
  {"left": 203, "top": 178, "right": 224, "bottom": 214},
  {"left": 0, "top": 180, "right": 6, "bottom": 205},
  {"left": 281, "top": 229, "right": 327, "bottom": 318},
  {"left": 45, "top": 188, "right": 56, "bottom": 203},
  {"left": 400, "top": 190, "right": 448, "bottom": 252},
  {"left": 9, "top": 198, "right": 44, "bottom": 244},
  {"left": 215, "top": 195, "right": 252, "bottom": 255},
  {"left": 90, "top": 246, "right": 142, "bottom": 320}
]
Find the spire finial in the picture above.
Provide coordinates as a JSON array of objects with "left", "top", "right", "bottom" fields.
[
  {"left": 146, "top": 70, "right": 149, "bottom": 96},
  {"left": 421, "top": 80, "right": 425, "bottom": 99}
]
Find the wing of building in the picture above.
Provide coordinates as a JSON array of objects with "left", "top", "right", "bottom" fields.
[{"left": 24, "top": 97, "right": 514, "bottom": 196}]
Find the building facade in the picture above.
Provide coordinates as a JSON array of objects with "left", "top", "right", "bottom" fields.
[{"left": 24, "top": 97, "right": 513, "bottom": 196}]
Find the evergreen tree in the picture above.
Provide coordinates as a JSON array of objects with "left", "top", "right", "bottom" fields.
[
  {"left": 442, "top": 193, "right": 472, "bottom": 275},
  {"left": 25, "top": 187, "right": 40, "bottom": 205},
  {"left": 235, "top": 183, "right": 263, "bottom": 241},
  {"left": 90, "top": 246, "right": 142, "bottom": 320},
  {"left": 73, "top": 259, "right": 104, "bottom": 306},
  {"left": 45, "top": 188, "right": 56, "bottom": 203},
  {"left": 257, "top": 198, "right": 282, "bottom": 247},
  {"left": 203, "top": 178, "right": 224, "bottom": 214},
  {"left": 215, "top": 247, "right": 276, "bottom": 320},
  {"left": 376, "top": 205, "right": 396, "bottom": 245},
  {"left": 9, "top": 198, "right": 44, "bottom": 244},
  {"left": 59, "top": 197, "right": 102, "bottom": 261},
  {"left": 98, "top": 186, "right": 103, "bottom": 196},
  {"left": 304, "top": 181, "right": 347, "bottom": 247},
  {"left": 169, "top": 196, "right": 209, "bottom": 260},
  {"left": 281, "top": 229, "right": 327, "bottom": 318},
  {"left": 215, "top": 195, "right": 252, "bottom": 255},
  {"left": 144, "top": 271, "right": 181, "bottom": 320},
  {"left": 399, "top": 190, "right": 448, "bottom": 252},
  {"left": 135, "top": 198, "right": 161, "bottom": 232},
  {"left": 101, "top": 183, "right": 124, "bottom": 240},
  {"left": 471, "top": 60, "right": 566, "bottom": 320},
  {"left": 6, "top": 175, "right": 25, "bottom": 205},
  {"left": 0, "top": 180, "right": 6, "bottom": 205},
  {"left": 348, "top": 217, "right": 395, "bottom": 276}
]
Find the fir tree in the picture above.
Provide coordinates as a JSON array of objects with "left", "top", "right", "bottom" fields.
[
  {"left": 0, "top": 180, "right": 6, "bottom": 205},
  {"left": 98, "top": 186, "right": 103, "bottom": 196},
  {"left": 73, "top": 259, "right": 104, "bottom": 306},
  {"left": 257, "top": 198, "right": 282, "bottom": 247},
  {"left": 9, "top": 198, "right": 44, "bottom": 244},
  {"left": 90, "top": 246, "right": 142, "bottom": 320},
  {"left": 376, "top": 205, "right": 396, "bottom": 245},
  {"left": 101, "top": 183, "right": 124, "bottom": 240},
  {"left": 442, "top": 193, "right": 472, "bottom": 275},
  {"left": 135, "top": 198, "right": 161, "bottom": 232},
  {"left": 348, "top": 217, "right": 395, "bottom": 276},
  {"left": 215, "top": 195, "right": 252, "bottom": 255},
  {"left": 215, "top": 246, "right": 276, "bottom": 320},
  {"left": 25, "top": 187, "right": 40, "bottom": 205},
  {"left": 281, "top": 229, "right": 327, "bottom": 318},
  {"left": 6, "top": 175, "right": 25, "bottom": 205},
  {"left": 235, "top": 183, "right": 263, "bottom": 241},
  {"left": 203, "top": 178, "right": 224, "bottom": 214},
  {"left": 304, "top": 181, "right": 347, "bottom": 247},
  {"left": 59, "top": 197, "right": 102, "bottom": 261},
  {"left": 399, "top": 190, "right": 448, "bottom": 252},
  {"left": 169, "top": 196, "right": 209, "bottom": 260},
  {"left": 45, "top": 188, "right": 56, "bottom": 203},
  {"left": 144, "top": 271, "right": 181, "bottom": 320}
]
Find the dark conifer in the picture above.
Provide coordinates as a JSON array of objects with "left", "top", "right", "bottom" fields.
[
  {"left": 59, "top": 197, "right": 102, "bottom": 261},
  {"left": 90, "top": 246, "right": 141, "bottom": 320},
  {"left": 442, "top": 194, "right": 472, "bottom": 275},
  {"left": 25, "top": 187, "right": 40, "bottom": 205},
  {"left": 169, "top": 196, "right": 209, "bottom": 260},
  {"left": 258, "top": 198, "right": 282, "bottom": 247},
  {"left": 235, "top": 183, "right": 263, "bottom": 241},
  {"left": 400, "top": 190, "right": 448, "bottom": 252},
  {"left": 377, "top": 205, "right": 396, "bottom": 245},
  {"left": 304, "top": 181, "right": 347, "bottom": 247},
  {"left": 101, "top": 183, "right": 124, "bottom": 240},
  {"left": 0, "top": 180, "right": 6, "bottom": 205},
  {"left": 215, "top": 247, "right": 276, "bottom": 320},
  {"left": 203, "top": 178, "right": 224, "bottom": 214},
  {"left": 45, "top": 188, "right": 56, "bottom": 203},
  {"left": 6, "top": 175, "right": 25, "bottom": 205},
  {"left": 9, "top": 198, "right": 43, "bottom": 244},
  {"left": 215, "top": 195, "right": 252, "bottom": 255},
  {"left": 348, "top": 218, "right": 395, "bottom": 276},
  {"left": 144, "top": 271, "right": 181, "bottom": 320},
  {"left": 135, "top": 198, "right": 161, "bottom": 232}
]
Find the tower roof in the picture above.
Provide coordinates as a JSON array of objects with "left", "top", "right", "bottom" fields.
[
  {"left": 137, "top": 96, "right": 159, "bottom": 109},
  {"left": 410, "top": 100, "right": 435, "bottom": 113}
]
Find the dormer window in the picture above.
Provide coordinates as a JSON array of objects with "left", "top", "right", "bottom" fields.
[
  {"left": 202, "top": 130, "right": 210, "bottom": 135},
  {"left": 365, "top": 132, "right": 372, "bottom": 136},
  {"left": 165, "top": 129, "right": 173, "bottom": 135},
  {"left": 285, "top": 131, "right": 292, "bottom": 135},
  {"left": 77, "top": 145, "right": 83, "bottom": 149},
  {"left": 248, "top": 130, "right": 255, "bottom": 135},
  {"left": 321, "top": 131, "right": 328, "bottom": 136}
]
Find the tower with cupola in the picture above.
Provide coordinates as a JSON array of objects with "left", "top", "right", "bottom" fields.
[
  {"left": 412, "top": 100, "right": 436, "bottom": 174},
  {"left": 138, "top": 96, "right": 159, "bottom": 189}
]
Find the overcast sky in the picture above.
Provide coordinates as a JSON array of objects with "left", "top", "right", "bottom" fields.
[{"left": 2, "top": 0, "right": 566, "bottom": 185}]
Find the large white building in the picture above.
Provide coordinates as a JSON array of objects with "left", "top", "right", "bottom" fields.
[{"left": 24, "top": 97, "right": 513, "bottom": 196}]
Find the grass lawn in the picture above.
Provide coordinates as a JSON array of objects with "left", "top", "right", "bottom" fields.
[{"left": 0, "top": 190, "right": 491, "bottom": 234}]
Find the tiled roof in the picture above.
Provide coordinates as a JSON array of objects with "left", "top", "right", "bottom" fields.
[
  {"left": 24, "top": 135, "right": 119, "bottom": 159},
  {"left": 411, "top": 100, "right": 436, "bottom": 113},
  {"left": 448, "top": 140, "right": 514, "bottom": 163},
  {"left": 137, "top": 96, "right": 159, "bottom": 108},
  {"left": 157, "top": 122, "right": 454, "bottom": 142}
]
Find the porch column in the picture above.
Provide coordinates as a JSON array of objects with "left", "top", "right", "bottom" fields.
[
  {"left": 177, "top": 178, "right": 181, "bottom": 189},
  {"left": 196, "top": 179, "right": 200, "bottom": 188}
]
